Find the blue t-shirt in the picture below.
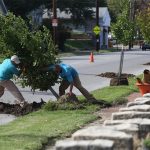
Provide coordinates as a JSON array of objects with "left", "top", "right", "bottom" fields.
[
  {"left": 0, "top": 59, "right": 20, "bottom": 80},
  {"left": 49, "top": 64, "right": 78, "bottom": 83},
  {"left": 59, "top": 64, "right": 78, "bottom": 83}
]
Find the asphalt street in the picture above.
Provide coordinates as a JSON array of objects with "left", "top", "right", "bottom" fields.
[{"left": 1, "top": 48, "right": 150, "bottom": 104}]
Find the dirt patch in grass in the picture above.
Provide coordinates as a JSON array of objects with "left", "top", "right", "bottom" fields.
[
  {"left": 143, "top": 62, "right": 150, "bottom": 65},
  {"left": 97, "top": 72, "right": 135, "bottom": 78},
  {"left": 0, "top": 101, "right": 45, "bottom": 116}
]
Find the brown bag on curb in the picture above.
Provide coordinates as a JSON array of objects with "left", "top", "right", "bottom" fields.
[{"left": 143, "top": 69, "right": 150, "bottom": 84}]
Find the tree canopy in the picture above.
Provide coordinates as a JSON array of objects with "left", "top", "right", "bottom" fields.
[
  {"left": 136, "top": 3, "right": 150, "bottom": 42},
  {"left": 111, "top": 0, "right": 135, "bottom": 45},
  {"left": 0, "top": 12, "right": 58, "bottom": 91}
]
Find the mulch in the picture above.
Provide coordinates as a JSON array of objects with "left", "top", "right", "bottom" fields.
[
  {"left": 97, "top": 72, "right": 135, "bottom": 78},
  {"left": 143, "top": 62, "right": 150, "bottom": 65},
  {"left": 0, "top": 100, "right": 45, "bottom": 116}
]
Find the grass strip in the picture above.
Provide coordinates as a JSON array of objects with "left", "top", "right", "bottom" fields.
[{"left": 0, "top": 77, "right": 140, "bottom": 150}]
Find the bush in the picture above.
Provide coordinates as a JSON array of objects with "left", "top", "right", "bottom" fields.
[{"left": 0, "top": 13, "right": 59, "bottom": 91}]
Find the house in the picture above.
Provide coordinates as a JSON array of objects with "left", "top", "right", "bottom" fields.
[
  {"left": 43, "top": 7, "right": 111, "bottom": 49},
  {"left": 96, "top": 7, "right": 111, "bottom": 49},
  {"left": 28, "top": 5, "right": 45, "bottom": 26},
  {"left": 0, "top": 0, "right": 7, "bottom": 15}
]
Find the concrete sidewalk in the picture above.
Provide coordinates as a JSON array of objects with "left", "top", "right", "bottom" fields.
[{"left": 0, "top": 75, "right": 111, "bottom": 104}]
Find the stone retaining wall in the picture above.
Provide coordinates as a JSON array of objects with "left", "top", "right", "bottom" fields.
[{"left": 54, "top": 93, "right": 150, "bottom": 150}]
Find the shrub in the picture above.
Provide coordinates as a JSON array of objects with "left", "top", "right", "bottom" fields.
[{"left": 0, "top": 13, "right": 59, "bottom": 91}]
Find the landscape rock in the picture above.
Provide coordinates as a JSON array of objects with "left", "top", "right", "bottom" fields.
[
  {"left": 134, "top": 97, "right": 150, "bottom": 101},
  {"left": 112, "top": 111, "right": 150, "bottom": 120},
  {"left": 127, "top": 99, "right": 150, "bottom": 107},
  {"left": 119, "top": 105, "right": 150, "bottom": 112},
  {"left": 55, "top": 139, "right": 114, "bottom": 150},
  {"left": 72, "top": 126, "right": 133, "bottom": 150}
]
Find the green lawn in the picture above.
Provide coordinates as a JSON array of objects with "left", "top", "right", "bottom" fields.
[
  {"left": 0, "top": 77, "right": 140, "bottom": 150},
  {"left": 65, "top": 39, "right": 94, "bottom": 50},
  {"left": 61, "top": 39, "right": 119, "bottom": 57}
]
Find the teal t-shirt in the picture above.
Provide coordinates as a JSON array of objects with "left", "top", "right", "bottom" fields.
[
  {"left": 0, "top": 59, "right": 20, "bottom": 80},
  {"left": 59, "top": 64, "right": 78, "bottom": 83},
  {"left": 48, "top": 63, "right": 78, "bottom": 83}
]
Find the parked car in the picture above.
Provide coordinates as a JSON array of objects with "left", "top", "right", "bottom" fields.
[{"left": 142, "top": 43, "right": 150, "bottom": 50}]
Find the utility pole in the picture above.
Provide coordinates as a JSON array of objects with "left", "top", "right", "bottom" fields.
[
  {"left": 52, "top": 0, "right": 57, "bottom": 45},
  {"left": 96, "top": 0, "right": 100, "bottom": 51}
]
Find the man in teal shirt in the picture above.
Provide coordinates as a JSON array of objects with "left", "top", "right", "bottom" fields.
[
  {"left": 48, "top": 63, "right": 97, "bottom": 103},
  {"left": 0, "top": 55, "right": 27, "bottom": 107}
]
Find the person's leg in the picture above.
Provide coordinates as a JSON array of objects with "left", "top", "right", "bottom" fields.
[
  {"left": 59, "top": 79, "right": 70, "bottom": 96},
  {"left": 73, "top": 76, "right": 95, "bottom": 100},
  {"left": 73, "top": 76, "right": 110, "bottom": 105},
  {"left": 1, "top": 80, "right": 25, "bottom": 102},
  {"left": 0, "top": 85, "right": 4, "bottom": 97}
]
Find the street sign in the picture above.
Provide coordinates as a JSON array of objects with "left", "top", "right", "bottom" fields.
[
  {"left": 52, "top": 19, "right": 58, "bottom": 27},
  {"left": 93, "top": 25, "right": 101, "bottom": 35}
]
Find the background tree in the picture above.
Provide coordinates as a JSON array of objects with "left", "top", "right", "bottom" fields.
[
  {"left": 111, "top": 1, "right": 135, "bottom": 46},
  {"left": 136, "top": 3, "right": 150, "bottom": 42},
  {"left": 107, "top": 0, "right": 128, "bottom": 23},
  {"left": 0, "top": 13, "right": 58, "bottom": 91},
  {"left": 4, "top": 0, "right": 107, "bottom": 52},
  {"left": 107, "top": 0, "right": 148, "bottom": 23}
]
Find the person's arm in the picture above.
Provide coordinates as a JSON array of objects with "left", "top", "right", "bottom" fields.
[
  {"left": 12, "top": 66, "right": 21, "bottom": 77},
  {"left": 69, "top": 82, "right": 74, "bottom": 95},
  {"left": 66, "top": 74, "right": 74, "bottom": 95},
  {"left": 40, "top": 65, "right": 55, "bottom": 72}
]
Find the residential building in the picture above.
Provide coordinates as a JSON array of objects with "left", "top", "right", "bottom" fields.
[{"left": 43, "top": 7, "right": 111, "bottom": 49}]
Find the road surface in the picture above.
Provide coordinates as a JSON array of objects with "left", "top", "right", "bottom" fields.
[{"left": 1, "top": 49, "right": 150, "bottom": 104}]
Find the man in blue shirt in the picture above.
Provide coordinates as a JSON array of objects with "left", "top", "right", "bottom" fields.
[
  {"left": 48, "top": 63, "right": 97, "bottom": 103},
  {"left": 0, "top": 55, "right": 27, "bottom": 107}
]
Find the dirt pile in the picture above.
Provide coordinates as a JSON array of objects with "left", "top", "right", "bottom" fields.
[
  {"left": 0, "top": 100, "right": 45, "bottom": 116},
  {"left": 58, "top": 93, "right": 79, "bottom": 103},
  {"left": 143, "top": 62, "right": 150, "bottom": 65},
  {"left": 97, "top": 72, "right": 135, "bottom": 78}
]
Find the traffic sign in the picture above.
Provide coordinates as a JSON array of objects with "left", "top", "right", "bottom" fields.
[
  {"left": 52, "top": 19, "right": 58, "bottom": 27},
  {"left": 93, "top": 26, "right": 101, "bottom": 35}
]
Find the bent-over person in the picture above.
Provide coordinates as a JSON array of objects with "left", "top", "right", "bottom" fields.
[
  {"left": 45, "top": 63, "right": 103, "bottom": 104},
  {"left": 0, "top": 55, "right": 27, "bottom": 107}
]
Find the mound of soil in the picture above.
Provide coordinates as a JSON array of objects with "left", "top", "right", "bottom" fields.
[
  {"left": 58, "top": 93, "right": 79, "bottom": 103},
  {"left": 97, "top": 72, "right": 135, "bottom": 78},
  {"left": 0, "top": 100, "right": 45, "bottom": 116},
  {"left": 143, "top": 62, "right": 150, "bottom": 65}
]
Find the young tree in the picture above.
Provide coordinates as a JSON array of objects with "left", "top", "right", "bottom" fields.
[{"left": 0, "top": 13, "right": 58, "bottom": 91}]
